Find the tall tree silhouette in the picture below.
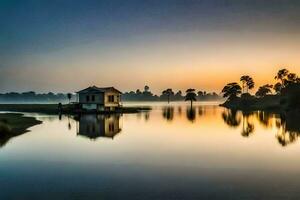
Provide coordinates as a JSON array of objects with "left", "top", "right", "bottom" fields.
[
  {"left": 240, "top": 75, "right": 254, "bottom": 93},
  {"left": 275, "top": 68, "right": 289, "bottom": 85},
  {"left": 222, "top": 83, "right": 242, "bottom": 99},
  {"left": 162, "top": 89, "right": 174, "bottom": 103},
  {"left": 185, "top": 88, "right": 197, "bottom": 108}
]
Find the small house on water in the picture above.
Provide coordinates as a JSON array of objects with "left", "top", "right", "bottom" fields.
[{"left": 76, "top": 86, "right": 122, "bottom": 112}]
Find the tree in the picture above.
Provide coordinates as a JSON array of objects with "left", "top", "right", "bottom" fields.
[
  {"left": 174, "top": 90, "right": 183, "bottom": 101},
  {"left": 185, "top": 88, "right": 197, "bottom": 107},
  {"left": 240, "top": 75, "right": 255, "bottom": 93},
  {"left": 222, "top": 82, "right": 242, "bottom": 99},
  {"left": 275, "top": 68, "right": 289, "bottom": 85},
  {"left": 67, "top": 93, "right": 72, "bottom": 104},
  {"left": 273, "top": 82, "right": 282, "bottom": 94},
  {"left": 255, "top": 84, "right": 273, "bottom": 98},
  {"left": 197, "top": 91, "right": 204, "bottom": 97},
  {"left": 273, "top": 68, "right": 299, "bottom": 93},
  {"left": 162, "top": 89, "right": 174, "bottom": 103},
  {"left": 144, "top": 85, "right": 150, "bottom": 92},
  {"left": 136, "top": 89, "right": 142, "bottom": 95}
]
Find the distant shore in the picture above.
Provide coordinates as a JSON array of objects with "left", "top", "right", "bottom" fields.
[{"left": 0, "top": 104, "right": 151, "bottom": 114}]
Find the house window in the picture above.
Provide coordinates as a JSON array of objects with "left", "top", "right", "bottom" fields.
[
  {"left": 92, "top": 95, "right": 95, "bottom": 102},
  {"left": 108, "top": 95, "right": 114, "bottom": 102},
  {"left": 86, "top": 95, "right": 90, "bottom": 102}
]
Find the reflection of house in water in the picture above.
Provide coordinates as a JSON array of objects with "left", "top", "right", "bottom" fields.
[{"left": 76, "top": 115, "right": 122, "bottom": 140}]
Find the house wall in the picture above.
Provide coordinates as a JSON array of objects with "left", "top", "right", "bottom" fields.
[
  {"left": 104, "top": 91, "right": 121, "bottom": 107},
  {"left": 79, "top": 93, "right": 104, "bottom": 104}
]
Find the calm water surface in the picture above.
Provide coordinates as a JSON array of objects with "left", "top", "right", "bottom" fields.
[{"left": 1, "top": 102, "right": 300, "bottom": 200}]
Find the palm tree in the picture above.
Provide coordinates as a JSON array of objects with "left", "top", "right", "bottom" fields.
[
  {"left": 240, "top": 75, "right": 255, "bottom": 93},
  {"left": 275, "top": 68, "right": 289, "bottom": 85},
  {"left": 222, "top": 82, "right": 242, "bottom": 99},
  {"left": 162, "top": 88, "right": 174, "bottom": 103},
  {"left": 67, "top": 93, "right": 72, "bottom": 104},
  {"left": 246, "top": 77, "right": 255, "bottom": 93},
  {"left": 185, "top": 88, "right": 197, "bottom": 108},
  {"left": 240, "top": 75, "right": 249, "bottom": 93}
]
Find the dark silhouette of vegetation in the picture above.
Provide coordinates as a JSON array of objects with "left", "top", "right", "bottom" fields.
[
  {"left": 0, "top": 91, "right": 74, "bottom": 103},
  {"left": 221, "top": 83, "right": 242, "bottom": 100},
  {"left": 255, "top": 84, "right": 273, "bottom": 98},
  {"left": 162, "top": 89, "right": 174, "bottom": 103},
  {"left": 240, "top": 75, "right": 255, "bottom": 93},
  {"left": 122, "top": 86, "right": 222, "bottom": 102},
  {"left": 185, "top": 89, "right": 197, "bottom": 108},
  {"left": 221, "top": 68, "right": 300, "bottom": 112}
]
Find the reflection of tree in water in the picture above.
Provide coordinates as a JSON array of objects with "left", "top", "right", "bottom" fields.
[
  {"left": 198, "top": 106, "right": 205, "bottom": 117},
  {"left": 255, "top": 111, "right": 275, "bottom": 128},
  {"left": 162, "top": 106, "right": 174, "bottom": 121},
  {"left": 275, "top": 113, "right": 300, "bottom": 147},
  {"left": 241, "top": 111, "right": 254, "bottom": 137},
  {"left": 186, "top": 107, "right": 196, "bottom": 122},
  {"left": 178, "top": 107, "right": 182, "bottom": 116},
  {"left": 222, "top": 108, "right": 300, "bottom": 146},
  {"left": 144, "top": 112, "right": 150, "bottom": 121},
  {"left": 221, "top": 109, "right": 241, "bottom": 128}
]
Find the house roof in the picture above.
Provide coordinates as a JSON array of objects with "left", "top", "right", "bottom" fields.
[{"left": 76, "top": 86, "right": 122, "bottom": 94}]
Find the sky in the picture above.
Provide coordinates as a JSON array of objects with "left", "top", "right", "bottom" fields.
[{"left": 1, "top": 0, "right": 300, "bottom": 94}]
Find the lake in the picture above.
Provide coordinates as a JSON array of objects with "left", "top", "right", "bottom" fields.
[{"left": 1, "top": 102, "right": 300, "bottom": 200}]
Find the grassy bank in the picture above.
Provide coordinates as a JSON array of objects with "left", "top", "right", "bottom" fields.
[
  {"left": 0, "top": 104, "right": 151, "bottom": 114},
  {"left": 0, "top": 113, "right": 42, "bottom": 147}
]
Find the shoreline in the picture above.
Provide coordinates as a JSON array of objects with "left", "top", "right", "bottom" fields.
[
  {"left": 0, "top": 113, "right": 42, "bottom": 147},
  {"left": 0, "top": 104, "right": 151, "bottom": 115}
]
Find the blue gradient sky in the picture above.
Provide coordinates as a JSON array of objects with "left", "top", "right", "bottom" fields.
[{"left": 1, "top": 0, "right": 300, "bottom": 93}]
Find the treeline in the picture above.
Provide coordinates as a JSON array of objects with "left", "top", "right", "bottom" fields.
[
  {"left": 122, "top": 86, "right": 223, "bottom": 102},
  {"left": 221, "top": 68, "right": 300, "bottom": 110},
  {"left": 0, "top": 92, "right": 74, "bottom": 103},
  {"left": 0, "top": 87, "right": 223, "bottom": 103}
]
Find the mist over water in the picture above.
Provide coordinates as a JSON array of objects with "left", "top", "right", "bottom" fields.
[{"left": 0, "top": 102, "right": 300, "bottom": 199}]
